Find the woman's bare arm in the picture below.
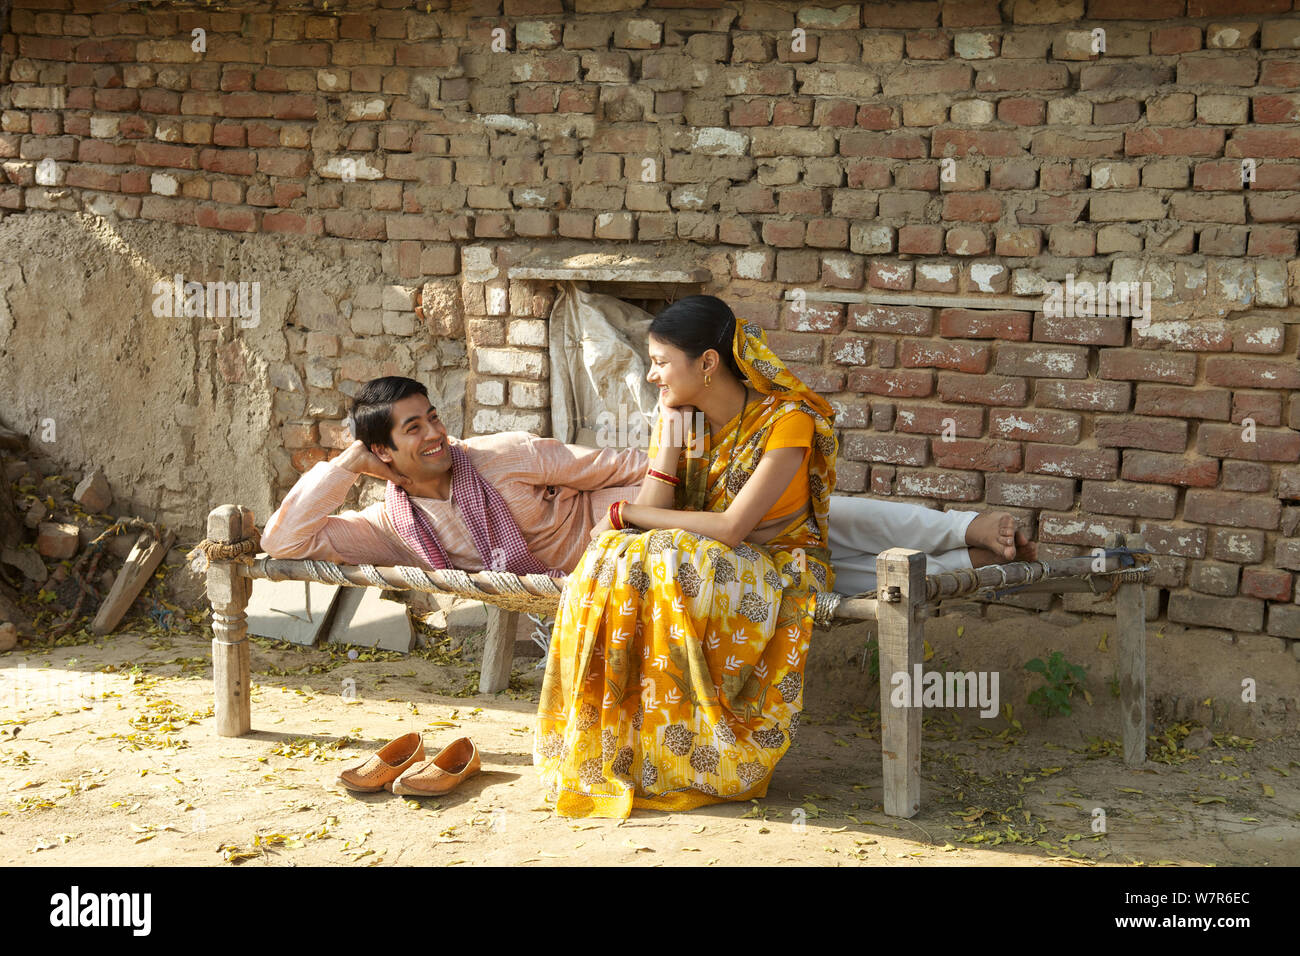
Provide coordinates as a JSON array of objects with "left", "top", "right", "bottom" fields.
[{"left": 619, "top": 445, "right": 805, "bottom": 549}]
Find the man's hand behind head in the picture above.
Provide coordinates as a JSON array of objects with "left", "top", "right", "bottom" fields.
[{"left": 336, "top": 439, "right": 413, "bottom": 488}]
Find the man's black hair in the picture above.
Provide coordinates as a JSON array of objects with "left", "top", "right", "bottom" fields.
[{"left": 350, "top": 376, "right": 429, "bottom": 451}]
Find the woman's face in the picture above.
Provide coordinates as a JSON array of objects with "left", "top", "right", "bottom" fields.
[{"left": 647, "top": 335, "right": 708, "bottom": 407}]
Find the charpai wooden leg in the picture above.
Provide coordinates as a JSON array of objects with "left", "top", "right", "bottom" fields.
[
  {"left": 1115, "top": 533, "right": 1147, "bottom": 767},
  {"left": 876, "top": 548, "right": 925, "bottom": 818},
  {"left": 479, "top": 606, "right": 519, "bottom": 694},
  {"left": 207, "top": 505, "right": 254, "bottom": 737}
]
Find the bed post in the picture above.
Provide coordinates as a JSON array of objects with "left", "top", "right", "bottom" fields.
[
  {"left": 1115, "top": 532, "right": 1147, "bottom": 766},
  {"left": 479, "top": 607, "right": 519, "bottom": 694},
  {"left": 207, "top": 505, "right": 254, "bottom": 737},
  {"left": 876, "top": 547, "right": 925, "bottom": 818}
]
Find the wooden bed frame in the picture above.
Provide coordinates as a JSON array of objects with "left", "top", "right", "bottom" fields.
[{"left": 202, "top": 503, "right": 1152, "bottom": 818}]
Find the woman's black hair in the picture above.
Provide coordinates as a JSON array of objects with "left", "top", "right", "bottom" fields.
[
  {"left": 648, "top": 295, "right": 745, "bottom": 380},
  {"left": 350, "top": 376, "right": 429, "bottom": 450}
]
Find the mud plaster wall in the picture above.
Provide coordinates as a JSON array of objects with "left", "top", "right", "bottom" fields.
[{"left": 1, "top": 0, "right": 1299, "bottom": 653}]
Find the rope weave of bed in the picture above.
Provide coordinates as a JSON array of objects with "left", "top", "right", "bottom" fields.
[{"left": 236, "top": 547, "right": 1152, "bottom": 627}]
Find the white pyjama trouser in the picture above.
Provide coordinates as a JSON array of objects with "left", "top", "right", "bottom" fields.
[{"left": 826, "top": 495, "right": 980, "bottom": 596}]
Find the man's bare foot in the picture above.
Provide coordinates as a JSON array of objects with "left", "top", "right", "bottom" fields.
[
  {"left": 1015, "top": 529, "right": 1037, "bottom": 562},
  {"left": 966, "top": 511, "right": 1017, "bottom": 561}
]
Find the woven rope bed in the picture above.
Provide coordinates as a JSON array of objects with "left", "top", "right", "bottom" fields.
[{"left": 199, "top": 504, "right": 1153, "bottom": 818}]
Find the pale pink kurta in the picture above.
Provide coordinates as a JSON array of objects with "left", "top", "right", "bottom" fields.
[{"left": 260, "top": 432, "right": 648, "bottom": 574}]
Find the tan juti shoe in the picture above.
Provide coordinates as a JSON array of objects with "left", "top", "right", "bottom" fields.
[
  {"left": 337, "top": 732, "right": 425, "bottom": 793},
  {"left": 391, "top": 737, "right": 481, "bottom": 796}
]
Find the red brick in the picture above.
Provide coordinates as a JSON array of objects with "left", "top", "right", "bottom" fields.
[
  {"left": 1187, "top": 0, "right": 1288, "bottom": 15},
  {"left": 941, "top": 0, "right": 1001, "bottom": 27},
  {"left": 257, "top": 149, "right": 311, "bottom": 178},
  {"left": 988, "top": 409, "right": 1079, "bottom": 444},
  {"left": 850, "top": 304, "right": 933, "bottom": 335},
  {"left": 1221, "top": 460, "right": 1272, "bottom": 493},
  {"left": 997, "top": 97, "right": 1047, "bottom": 126},
  {"left": 263, "top": 210, "right": 323, "bottom": 234},
  {"left": 842, "top": 434, "right": 930, "bottom": 467},
  {"left": 1097, "top": 348, "right": 1198, "bottom": 385},
  {"left": 1260, "top": 60, "right": 1300, "bottom": 88},
  {"left": 936, "top": 372, "right": 1027, "bottom": 406},
  {"left": 1126, "top": 126, "right": 1226, "bottom": 157},
  {"left": 79, "top": 140, "right": 133, "bottom": 164},
  {"left": 931, "top": 438, "right": 1022, "bottom": 473},
  {"left": 992, "top": 343, "right": 1088, "bottom": 378},
  {"left": 65, "top": 166, "right": 119, "bottom": 191},
  {"left": 865, "top": 2, "right": 939, "bottom": 28},
  {"left": 932, "top": 129, "right": 1026, "bottom": 158},
  {"left": 1134, "top": 384, "right": 1232, "bottom": 420},
  {"left": 939, "top": 309, "right": 1030, "bottom": 341},
  {"left": 1089, "top": 0, "right": 1185, "bottom": 17},
  {"left": 898, "top": 340, "right": 990, "bottom": 373},
  {"left": 134, "top": 142, "right": 198, "bottom": 169},
  {"left": 840, "top": 131, "right": 928, "bottom": 159},
  {"left": 944, "top": 227, "right": 990, "bottom": 256},
  {"left": 1247, "top": 226, "right": 1298, "bottom": 257},
  {"left": 1095, "top": 416, "right": 1189, "bottom": 453},
  {"left": 1025, "top": 445, "right": 1118, "bottom": 481},
  {"left": 898, "top": 224, "right": 944, "bottom": 255},
  {"left": 942, "top": 194, "right": 1001, "bottom": 222},
  {"left": 1177, "top": 55, "right": 1258, "bottom": 87},
  {"left": 1081, "top": 481, "right": 1179, "bottom": 520},
  {"left": 1150, "top": 25, "right": 1203, "bottom": 54},
  {"left": 1231, "top": 391, "right": 1283, "bottom": 425},
  {"left": 995, "top": 227, "right": 1042, "bottom": 256},
  {"left": 983, "top": 474, "right": 1076, "bottom": 511},
  {"left": 894, "top": 469, "right": 985, "bottom": 502},
  {"left": 195, "top": 205, "right": 257, "bottom": 232},
  {"left": 1226, "top": 128, "right": 1300, "bottom": 159},
  {"left": 894, "top": 404, "right": 984, "bottom": 438},
  {"left": 1253, "top": 94, "right": 1300, "bottom": 125},
  {"left": 846, "top": 368, "right": 935, "bottom": 398},
  {"left": 1168, "top": 592, "right": 1263, "bottom": 631},
  {"left": 977, "top": 63, "right": 1068, "bottom": 92},
  {"left": 1196, "top": 422, "right": 1300, "bottom": 462},
  {"left": 1138, "top": 522, "right": 1208, "bottom": 558},
  {"left": 268, "top": 44, "right": 328, "bottom": 67},
  {"left": 74, "top": 39, "right": 134, "bottom": 62},
  {"left": 867, "top": 260, "right": 913, "bottom": 290},
  {"left": 1039, "top": 512, "right": 1133, "bottom": 547},
  {"left": 1241, "top": 568, "right": 1292, "bottom": 602},
  {"left": 1205, "top": 356, "right": 1300, "bottom": 390},
  {"left": 1034, "top": 380, "right": 1131, "bottom": 412},
  {"left": 199, "top": 148, "right": 255, "bottom": 175},
  {"left": 1122, "top": 451, "right": 1219, "bottom": 487},
  {"left": 1184, "top": 490, "right": 1280, "bottom": 530},
  {"left": 323, "top": 210, "right": 385, "bottom": 240},
  {"left": 95, "top": 88, "right": 139, "bottom": 111}
]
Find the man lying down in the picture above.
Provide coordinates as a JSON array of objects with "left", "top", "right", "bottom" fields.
[{"left": 261, "top": 376, "right": 1036, "bottom": 597}]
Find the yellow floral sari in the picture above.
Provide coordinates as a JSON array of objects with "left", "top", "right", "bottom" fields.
[{"left": 535, "top": 321, "right": 837, "bottom": 818}]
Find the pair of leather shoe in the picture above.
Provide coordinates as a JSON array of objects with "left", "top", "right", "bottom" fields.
[{"left": 336, "top": 733, "right": 480, "bottom": 797}]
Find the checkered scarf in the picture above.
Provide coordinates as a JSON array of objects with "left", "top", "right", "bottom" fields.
[{"left": 385, "top": 443, "right": 561, "bottom": 578}]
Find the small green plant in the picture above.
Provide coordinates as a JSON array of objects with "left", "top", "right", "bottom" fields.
[
  {"left": 1024, "top": 651, "right": 1088, "bottom": 718},
  {"left": 1107, "top": 673, "right": 1121, "bottom": 699}
]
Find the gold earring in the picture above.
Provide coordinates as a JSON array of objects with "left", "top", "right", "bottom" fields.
[{"left": 704, "top": 374, "right": 711, "bottom": 387}]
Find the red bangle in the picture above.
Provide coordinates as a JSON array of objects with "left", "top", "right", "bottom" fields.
[
  {"left": 609, "top": 500, "right": 625, "bottom": 530},
  {"left": 647, "top": 467, "right": 680, "bottom": 487}
]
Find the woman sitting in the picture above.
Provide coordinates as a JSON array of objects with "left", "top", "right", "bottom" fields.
[{"left": 534, "top": 295, "right": 836, "bottom": 818}]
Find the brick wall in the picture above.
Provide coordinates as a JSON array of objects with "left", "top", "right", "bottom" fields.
[{"left": 1, "top": 0, "right": 1299, "bottom": 645}]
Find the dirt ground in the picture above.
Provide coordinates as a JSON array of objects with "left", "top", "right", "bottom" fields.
[{"left": 2, "top": 612, "right": 1298, "bottom": 868}]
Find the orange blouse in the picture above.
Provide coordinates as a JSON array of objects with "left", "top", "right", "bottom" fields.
[{"left": 761, "top": 410, "right": 814, "bottom": 523}]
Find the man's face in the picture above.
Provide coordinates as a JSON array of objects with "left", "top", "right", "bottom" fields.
[{"left": 371, "top": 393, "right": 451, "bottom": 480}]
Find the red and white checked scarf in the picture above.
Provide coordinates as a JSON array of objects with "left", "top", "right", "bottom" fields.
[{"left": 385, "top": 443, "right": 562, "bottom": 578}]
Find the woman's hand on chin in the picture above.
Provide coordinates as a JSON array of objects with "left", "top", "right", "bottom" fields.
[{"left": 656, "top": 392, "right": 695, "bottom": 446}]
